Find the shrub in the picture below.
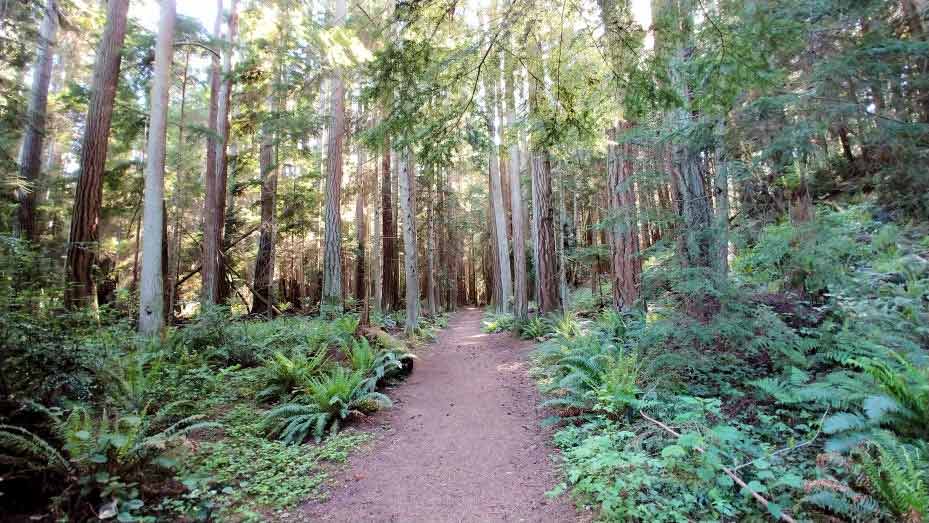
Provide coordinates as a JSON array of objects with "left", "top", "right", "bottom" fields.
[
  {"left": 264, "top": 366, "right": 392, "bottom": 444},
  {"left": 256, "top": 348, "right": 329, "bottom": 402}
]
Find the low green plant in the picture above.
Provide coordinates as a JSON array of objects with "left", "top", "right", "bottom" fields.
[
  {"left": 482, "top": 312, "right": 516, "bottom": 333},
  {"left": 0, "top": 402, "right": 217, "bottom": 519},
  {"left": 518, "top": 316, "right": 548, "bottom": 340},
  {"left": 264, "top": 366, "right": 392, "bottom": 443},
  {"left": 347, "top": 337, "right": 408, "bottom": 390},
  {"left": 856, "top": 438, "right": 929, "bottom": 521},
  {"left": 256, "top": 348, "right": 329, "bottom": 402}
]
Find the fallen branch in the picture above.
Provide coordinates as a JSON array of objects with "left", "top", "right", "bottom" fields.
[{"left": 639, "top": 410, "right": 799, "bottom": 523}]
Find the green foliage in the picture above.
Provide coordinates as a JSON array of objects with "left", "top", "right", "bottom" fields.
[
  {"left": 518, "top": 316, "right": 548, "bottom": 340},
  {"left": 176, "top": 404, "right": 372, "bottom": 519},
  {"left": 257, "top": 348, "right": 330, "bottom": 402},
  {"left": 264, "top": 366, "right": 392, "bottom": 444},
  {"left": 855, "top": 438, "right": 929, "bottom": 521},
  {"left": 0, "top": 402, "right": 218, "bottom": 519},
  {"left": 481, "top": 312, "right": 516, "bottom": 333}
]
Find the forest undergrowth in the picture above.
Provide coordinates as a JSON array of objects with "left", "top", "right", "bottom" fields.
[
  {"left": 0, "top": 260, "right": 447, "bottom": 521},
  {"left": 486, "top": 201, "right": 929, "bottom": 522}
]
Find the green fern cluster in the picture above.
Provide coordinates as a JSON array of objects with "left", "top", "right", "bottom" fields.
[
  {"left": 0, "top": 402, "right": 217, "bottom": 518},
  {"left": 856, "top": 438, "right": 929, "bottom": 521},
  {"left": 264, "top": 366, "right": 391, "bottom": 444},
  {"left": 257, "top": 347, "right": 330, "bottom": 402}
]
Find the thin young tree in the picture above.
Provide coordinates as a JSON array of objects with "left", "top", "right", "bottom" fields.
[
  {"left": 138, "top": 0, "right": 176, "bottom": 335},
  {"left": 14, "top": 0, "right": 58, "bottom": 241},
  {"left": 65, "top": 0, "right": 130, "bottom": 309}
]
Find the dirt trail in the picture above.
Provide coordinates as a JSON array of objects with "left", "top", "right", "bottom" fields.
[{"left": 299, "top": 308, "right": 579, "bottom": 522}]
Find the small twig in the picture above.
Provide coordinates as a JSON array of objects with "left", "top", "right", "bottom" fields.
[
  {"left": 639, "top": 410, "right": 799, "bottom": 523},
  {"left": 732, "top": 409, "right": 829, "bottom": 472}
]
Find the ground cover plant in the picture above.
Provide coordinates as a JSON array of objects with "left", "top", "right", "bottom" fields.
[
  {"left": 528, "top": 203, "right": 929, "bottom": 522},
  {"left": 0, "top": 253, "right": 419, "bottom": 520}
]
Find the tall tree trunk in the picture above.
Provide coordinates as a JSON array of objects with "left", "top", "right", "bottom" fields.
[
  {"left": 321, "top": 0, "right": 347, "bottom": 315},
  {"left": 372, "top": 151, "right": 383, "bottom": 311},
  {"left": 251, "top": 97, "right": 278, "bottom": 316},
  {"left": 65, "top": 0, "right": 129, "bottom": 309},
  {"left": 15, "top": 0, "right": 58, "bottom": 241},
  {"left": 138, "top": 0, "right": 176, "bottom": 335},
  {"left": 397, "top": 148, "right": 419, "bottom": 333},
  {"left": 168, "top": 50, "right": 190, "bottom": 323},
  {"left": 504, "top": 35, "right": 528, "bottom": 320},
  {"left": 557, "top": 164, "right": 570, "bottom": 309},
  {"left": 426, "top": 171, "right": 438, "bottom": 316},
  {"left": 713, "top": 121, "right": 729, "bottom": 278},
  {"left": 607, "top": 124, "right": 642, "bottom": 310},
  {"left": 532, "top": 154, "right": 560, "bottom": 313},
  {"left": 483, "top": 51, "right": 512, "bottom": 314},
  {"left": 353, "top": 138, "right": 367, "bottom": 305},
  {"left": 381, "top": 137, "right": 399, "bottom": 310},
  {"left": 201, "top": 0, "right": 234, "bottom": 306}
]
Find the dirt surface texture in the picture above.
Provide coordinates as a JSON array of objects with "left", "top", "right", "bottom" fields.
[{"left": 300, "top": 308, "right": 580, "bottom": 522}]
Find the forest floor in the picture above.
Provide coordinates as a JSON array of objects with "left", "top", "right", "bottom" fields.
[{"left": 295, "top": 308, "right": 580, "bottom": 522}]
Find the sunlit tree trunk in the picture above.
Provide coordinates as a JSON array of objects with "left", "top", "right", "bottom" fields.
[
  {"left": 482, "top": 49, "right": 512, "bottom": 313},
  {"left": 65, "top": 0, "right": 129, "bottom": 309},
  {"left": 504, "top": 32, "right": 528, "bottom": 321},
  {"left": 15, "top": 0, "right": 58, "bottom": 241},
  {"left": 138, "top": 0, "right": 176, "bottom": 335},
  {"left": 397, "top": 148, "right": 419, "bottom": 333}
]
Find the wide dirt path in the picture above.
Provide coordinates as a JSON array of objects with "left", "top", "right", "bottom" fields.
[{"left": 300, "top": 308, "right": 579, "bottom": 522}]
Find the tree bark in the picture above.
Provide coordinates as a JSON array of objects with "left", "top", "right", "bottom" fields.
[
  {"left": 504, "top": 42, "right": 527, "bottom": 320},
  {"left": 426, "top": 170, "right": 438, "bottom": 316},
  {"left": 138, "top": 0, "right": 176, "bottom": 335},
  {"left": 381, "top": 137, "right": 399, "bottom": 311},
  {"left": 65, "top": 0, "right": 129, "bottom": 309},
  {"left": 353, "top": 136, "right": 367, "bottom": 305},
  {"left": 607, "top": 124, "right": 642, "bottom": 310},
  {"left": 321, "top": 0, "right": 347, "bottom": 315},
  {"left": 398, "top": 148, "right": 419, "bottom": 333},
  {"left": 15, "top": 0, "right": 58, "bottom": 241},
  {"left": 532, "top": 153, "right": 560, "bottom": 314},
  {"left": 168, "top": 50, "right": 191, "bottom": 323},
  {"left": 483, "top": 47, "right": 513, "bottom": 314},
  {"left": 251, "top": 96, "right": 278, "bottom": 316},
  {"left": 201, "top": 0, "right": 234, "bottom": 306},
  {"left": 372, "top": 151, "right": 383, "bottom": 311}
]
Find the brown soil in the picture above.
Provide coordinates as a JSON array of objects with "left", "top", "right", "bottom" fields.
[{"left": 298, "top": 308, "right": 580, "bottom": 522}]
